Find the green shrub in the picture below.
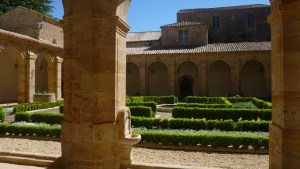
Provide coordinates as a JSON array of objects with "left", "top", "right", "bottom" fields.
[
  {"left": 235, "top": 120, "right": 270, "bottom": 132},
  {"left": 185, "top": 97, "right": 229, "bottom": 104},
  {"left": 172, "top": 107, "right": 272, "bottom": 121},
  {"left": 129, "top": 106, "right": 152, "bottom": 117},
  {"left": 133, "top": 130, "right": 269, "bottom": 149},
  {"left": 0, "top": 123, "right": 61, "bottom": 137},
  {"left": 15, "top": 112, "right": 31, "bottom": 122},
  {"left": 127, "top": 101, "right": 157, "bottom": 112},
  {"left": 132, "top": 117, "right": 269, "bottom": 132},
  {"left": 31, "top": 112, "right": 63, "bottom": 125},
  {"left": 59, "top": 105, "right": 64, "bottom": 114},
  {"left": 0, "top": 108, "right": 5, "bottom": 122},
  {"left": 127, "top": 96, "right": 178, "bottom": 104},
  {"left": 225, "top": 96, "right": 251, "bottom": 103},
  {"left": 232, "top": 102, "right": 257, "bottom": 109},
  {"left": 13, "top": 101, "right": 63, "bottom": 113},
  {"left": 176, "top": 103, "right": 232, "bottom": 108}
]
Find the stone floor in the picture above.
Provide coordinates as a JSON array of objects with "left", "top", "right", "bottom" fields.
[{"left": 0, "top": 163, "right": 59, "bottom": 169}]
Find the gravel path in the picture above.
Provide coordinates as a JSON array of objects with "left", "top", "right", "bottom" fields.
[{"left": 0, "top": 137, "right": 269, "bottom": 169}]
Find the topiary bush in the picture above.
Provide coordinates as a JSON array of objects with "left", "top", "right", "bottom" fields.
[
  {"left": 0, "top": 107, "right": 5, "bottom": 122},
  {"left": 15, "top": 112, "right": 31, "bottom": 122},
  {"left": 31, "top": 112, "right": 63, "bottom": 125},
  {"left": 129, "top": 106, "right": 152, "bottom": 117}
]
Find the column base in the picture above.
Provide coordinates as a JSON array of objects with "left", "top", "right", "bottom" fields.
[{"left": 269, "top": 123, "right": 300, "bottom": 169}]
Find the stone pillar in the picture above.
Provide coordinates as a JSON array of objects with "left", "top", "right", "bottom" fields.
[
  {"left": 200, "top": 63, "right": 207, "bottom": 95},
  {"left": 62, "top": 0, "right": 131, "bottom": 168},
  {"left": 268, "top": 1, "right": 300, "bottom": 169},
  {"left": 25, "top": 51, "right": 36, "bottom": 103},
  {"left": 139, "top": 62, "right": 146, "bottom": 96},
  {"left": 47, "top": 59, "right": 56, "bottom": 97},
  {"left": 54, "top": 57, "right": 63, "bottom": 100},
  {"left": 232, "top": 64, "right": 240, "bottom": 96},
  {"left": 17, "top": 52, "right": 26, "bottom": 103},
  {"left": 168, "top": 61, "right": 176, "bottom": 95}
]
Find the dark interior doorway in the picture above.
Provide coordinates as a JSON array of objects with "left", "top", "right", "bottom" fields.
[{"left": 179, "top": 77, "right": 193, "bottom": 97}]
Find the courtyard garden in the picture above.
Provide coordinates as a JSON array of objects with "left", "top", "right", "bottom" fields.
[{"left": 0, "top": 95, "right": 271, "bottom": 153}]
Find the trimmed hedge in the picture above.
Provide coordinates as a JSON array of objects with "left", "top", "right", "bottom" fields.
[
  {"left": 31, "top": 112, "right": 63, "bottom": 125},
  {"left": 127, "top": 96, "right": 178, "bottom": 104},
  {"left": 133, "top": 130, "right": 269, "bottom": 149},
  {"left": 185, "top": 97, "right": 229, "bottom": 104},
  {"left": 0, "top": 108, "right": 5, "bottom": 122},
  {"left": 0, "top": 123, "right": 61, "bottom": 137},
  {"left": 127, "top": 101, "right": 157, "bottom": 112},
  {"left": 226, "top": 97, "right": 272, "bottom": 109},
  {"left": 176, "top": 103, "right": 233, "bottom": 109},
  {"left": 15, "top": 112, "right": 63, "bottom": 125},
  {"left": 59, "top": 105, "right": 64, "bottom": 114},
  {"left": 172, "top": 107, "right": 271, "bottom": 121},
  {"left": 132, "top": 117, "right": 270, "bottom": 132},
  {"left": 12, "top": 101, "right": 64, "bottom": 113},
  {"left": 129, "top": 106, "right": 153, "bottom": 117}
]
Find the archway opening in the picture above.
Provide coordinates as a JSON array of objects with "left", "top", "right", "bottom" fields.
[
  {"left": 126, "top": 62, "right": 140, "bottom": 96},
  {"left": 0, "top": 48, "right": 19, "bottom": 103},
  {"left": 177, "top": 61, "right": 199, "bottom": 96},
  {"left": 179, "top": 76, "right": 194, "bottom": 97},
  {"left": 148, "top": 62, "right": 169, "bottom": 96},
  {"left": 207, "top": 60, "right": 231, "bottom": 96},
  {"left": 35, "top": 56, "right": 48, "bottom": 93},
  {"left": 241, "top": 60, "right": 266, "bottom": 97}
]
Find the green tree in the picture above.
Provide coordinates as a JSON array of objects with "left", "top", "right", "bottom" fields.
[{"left": 0, "top": 0, "right": 54, "bottom": 16}]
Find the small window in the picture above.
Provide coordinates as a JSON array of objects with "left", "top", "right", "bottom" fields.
[
  {"left": 247, "top": 15, "right": 255, "bottom": 28},
  {"left": 212, "top": 16, "right": 219, "bottom": 29},
  {"left": 179, "top": 30, "right": 188, "bottom": 43}
]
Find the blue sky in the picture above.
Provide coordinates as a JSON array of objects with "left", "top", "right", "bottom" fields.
[{"left": 50, "top": 0, "right": 270, "bottom": 32}]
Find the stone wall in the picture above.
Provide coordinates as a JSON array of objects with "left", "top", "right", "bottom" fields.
[
  {"left": 161, "top": 24, "right": 208, "bottom": 46},
  {"left": 127, "top": 51, "right": 271, "bottom": 98},
  {"left": 177, "top": 6, "right": 270, "bottom": 43},
  {"left": 0, "top": 7, "right": 63, "bottom": 45}
]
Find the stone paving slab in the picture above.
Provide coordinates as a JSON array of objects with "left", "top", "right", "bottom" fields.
[{"left": 0, "top": 163, "right": 60, "bottom": 169}]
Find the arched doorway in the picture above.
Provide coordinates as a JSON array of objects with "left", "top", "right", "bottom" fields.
[
  {"left": 207, "top": 60, "right": 231, "bottom": 96},
  {"left": 126, "top": 62, "right": 140, "bottom": 96},
  {"left": 177, "top": 61, "right": 199, "bottom": 96},
  {"left": 35, "top": 56, "right": 48, "bottom": 93},
  {"left": 241, "top": 60, "right": 266, "bottom": 97},
  {"left": 148, "top": 62, "right": 169, "bottom": 96},
  {"left": 0, "top": 48, "right": 20, "bottom": 103},
  {"left": 179, "top": 76, "right": 194, "bottom": 97}
]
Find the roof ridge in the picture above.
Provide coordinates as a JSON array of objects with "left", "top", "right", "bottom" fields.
[{"left": 178, "top": 4, "right": 269, "bottom": 13}]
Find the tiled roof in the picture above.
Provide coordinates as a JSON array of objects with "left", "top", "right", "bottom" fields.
[
  {"left": 161, "top": 21, "right": 206, "bottom": 28},
  {"left": 127, "top": 41, "right": 271, "bottom": 55},
  {"left": 127, "top": 31, "right": 161, "bottom": 42},
  {"left": 178, "top": 4, "right": 269, "bottom": 13}
]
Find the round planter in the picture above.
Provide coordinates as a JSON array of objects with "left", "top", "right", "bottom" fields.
[{"left": 33, "top": 93, "right": 56, "bottom": 102}]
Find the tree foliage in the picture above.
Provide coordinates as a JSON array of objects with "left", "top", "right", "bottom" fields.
[{"left": 0, "top": 0, "right": 54, "bottom": 16}]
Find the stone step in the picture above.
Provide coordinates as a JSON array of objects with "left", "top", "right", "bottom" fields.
[{"left": 0, "top": 152, "right": 61, "bottom": 168}]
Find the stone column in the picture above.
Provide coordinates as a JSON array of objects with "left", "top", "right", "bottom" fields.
[
  {"left": 47, "top": 58, "right": 56, "bottom": 96},
  {"left": 17, "top": 52, "right": 26, "bottom": 103},
  {"left": 268, "top": 1, "right": 300, "bottom": 169},
  {"left": 25, "top": 51, "right": 36, "bottom": 103},
  {"left": 200, "top": 63, "right": 207, "bottom": 95},
  {"left": 54, "top": 57, "right": 63, "bottom": 100},
  {"left": 168, "top": 61, "right": 176, "bottom": 95},
  {"left": 231, "top": 64, "right": 240, "bottom": 96},
  {"left": 62, "top": 0, "right": 131, "bottom": 168},
  {"left": 139, "top": 62, "right": 146, "bottom": 96}
]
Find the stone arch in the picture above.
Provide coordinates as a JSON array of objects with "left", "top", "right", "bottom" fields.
[
  {"left": 126, "top": 62, "right": 140, "bottom": 96},
  {"left": 177, "top": 61, "right": 199, "bottom": 97},
  {"left": 0, "top": 47, "right": 25, "bottom": 103},
  {"left": 35, "top": 51, "right": 55, "bottom": 94},
  {"left": 178, "top": 75, "right": 194, "bottom": 97},
  {"left": 207, "top": 60, "right": 231, "bottom": 96},
  {"left": 240, "top": 60, "right": 266, "bottom": 97},
  {"left": 148, "top": 61, "right": 169, "bottom": 96}
]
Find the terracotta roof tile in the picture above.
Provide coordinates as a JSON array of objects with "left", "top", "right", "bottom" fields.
[
  {"left": 127, "top": 41, "right": 271, "bottom": 55},
  {"left": 161, "top": 21, "right": 206, "bottom": 28},
  {"left": 178, "top": 4, "right": 269, "bottom": 13},
  {"left": 127, "top": 32, "right": 161, "bottom": 42}
]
